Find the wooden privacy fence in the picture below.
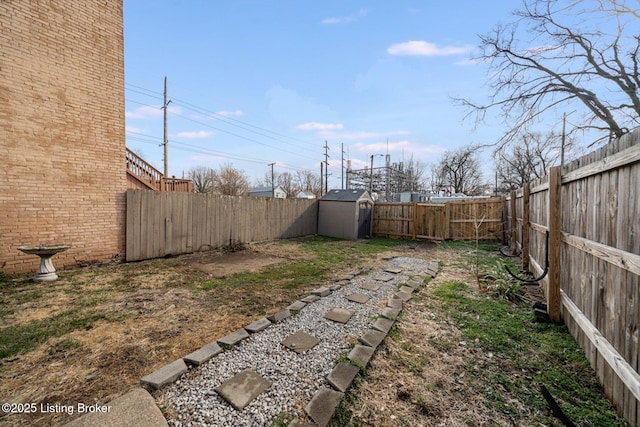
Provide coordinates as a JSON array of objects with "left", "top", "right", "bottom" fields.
[
  {"left": 373, "top": 197, "right": 504, "bottom": 241},
  {"left": 126, "top": 190, "right": 318, "bottom": 262},
  {"left": 505, "top": 129, "right": 640, "bottom": 425}
]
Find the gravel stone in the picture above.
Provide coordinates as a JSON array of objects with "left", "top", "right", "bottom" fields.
[{"left": 160, "top": 256, "right": 435, "bottom": 426}]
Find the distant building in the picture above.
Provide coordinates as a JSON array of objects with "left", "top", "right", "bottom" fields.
[
  {"left": 296, "top": 191, "right": 316, "bottom": 200},
  {"left": 248, "top": 186, "right": 287, "bottom": 198}
]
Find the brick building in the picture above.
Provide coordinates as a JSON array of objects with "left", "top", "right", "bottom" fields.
[{"left": 0, "top": 1, "right": 126, "bottom": 274}]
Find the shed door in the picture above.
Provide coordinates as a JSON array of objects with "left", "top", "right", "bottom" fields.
[{"left": 357, "top": 202, "right": 373, "bottom": 238}]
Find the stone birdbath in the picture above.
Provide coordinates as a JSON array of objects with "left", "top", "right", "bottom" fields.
[{"left": 18, "top": 245, "right": 71, "bottom": 281}]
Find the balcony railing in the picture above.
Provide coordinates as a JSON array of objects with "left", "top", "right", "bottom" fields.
[{"left": 126, "top": 148, "right": 193, "bottom": 192}]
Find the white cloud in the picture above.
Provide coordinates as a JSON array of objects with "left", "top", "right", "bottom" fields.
[
  {"left": 126, "top": 105, "right": 181, "bottom": 119},
  {"left": 215, "top": 110, "right": 244, "bottom": 117},
  {"left": 296, "top": 122, "right": 344, "bottom": 131},
  {"left": 387, "top": 40, "right": 472, "bottom": 56},
  {"left": 175, "top": 130, "right": 214, "bottom": 139},
  {"left": 318, "top": 129, "right": 410, "bottom": 141},
  {"left": 321, "top": 8, "right": 368, "bottom": 25},
  {"left": 125, "top": 125, "right": 146, "bottom": 134}
]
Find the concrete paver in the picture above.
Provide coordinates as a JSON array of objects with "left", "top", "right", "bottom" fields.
[
  {"left": 384, "top": 267, "right": 403, "bottom": 274},
  {"left": 305, "top": 387, "right": 344, "bottom": 427},
  {"left": 326, "top": 362, "right": 360, "bottom": 393},
  {"left": 301, "top": 295, "right": 321, "bottom": 303},
  {"left": 140, "top": 359, "right": 188, "bottom": 390},
  {"left": 324, "top": 307, "right": 354, "bottom": 324},
  {"left": 281, "top": 331, "right": 320, "bottom": 353},
  {"left": 214, "top": 369, "right": 272, "bottom": 411},
  {"left": 65, "top": 388, "right": 168, "bottom": 427},
  {"left": 372, "top": 317, "right": 394, "bottom": 334},
  {"left": 311, "top": 287, "right": 331, "bottom": 297},
  {"left": 395, "top": 291, "right": 412, "bottom": 302},
  {"left": 399, "top": 285, "right": 415, "bottom": 294},
  {"left": 244, "top": 317, "right": 271, "bottom": 333},
  {"left": 183, "top": 342, "right": 222, "bottom": 366},
  {"left": 346, "top": 292, "right": 371, "bottom": 304},
  {"left": 358, "top": 329, "right": 387, "bottom": 348},
  {"left": 287, "top": 301, "right": 307, "bottom": 312},
  {"left": 267, "top": 309, "right": 291, "bottom": 323},
  {"left": 375, "top": 273, "right": 395, "bottom": 282},
  {"left": 348, "top": 344, "right": 375, "bottom": 367},
  {"left": 217, "top": 328, "right": 250, "bottom": 346},
  {"left": 360, "top": 282, "right": 381, "bottom": 291},
  {"left": 387, "top": 298, "right": 403, "bottom": 309},
  {"left": 381, "top": 306, "right": 401, "bottom": 320}
]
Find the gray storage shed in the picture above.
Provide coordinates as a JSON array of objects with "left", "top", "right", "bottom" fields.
[{"left": 318, "top": 189, "right": 374, "bottom": 240}]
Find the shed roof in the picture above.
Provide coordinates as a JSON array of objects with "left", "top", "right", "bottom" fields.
[{"left": 320, "top": 189, "right": 370, "bottom": 202}]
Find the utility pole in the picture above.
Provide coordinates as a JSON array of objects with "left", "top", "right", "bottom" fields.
[
  {"left": 268, "top": 162, "right": 275, "bottom": 197},
  {"left": 341, "top": 143, "right": 344, "bottom": 189},
  {"left": 320, "top": 162, "right": 324, "bottom": 197},
  {"left": 324, "top": 141, "right": 329, "bottom": 194},
  {"left": 162, "top": 76, "right": 171, "bottom": 178}
]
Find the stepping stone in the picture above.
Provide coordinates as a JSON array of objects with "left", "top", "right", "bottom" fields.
[
  {"left": 244, "top": 317, "right": 271, "bottom": 333},
  {"left": 268, "top": 309, "right": 291, "bottom": 323},
  {"left": 287, "top": 301, "right": 307, "bottom": 312},
  {"left": 375, "top": 273, "right": 395, "bottom": 282},
  {"left": 360, "top": 282, "right": 381, "bottom": 291},
  {"left": 385, "top": 267, "right": 403, "bottom": 274},
  {"left": 346, "top": 293, "right": 370, "bottom": 304},
  {"left": 359, "top": 329, "right": 387, "bottom": 348},
  {"left": 327, "top": 362, "right": 360, "bottom": 392},
  {"left": 387, "top": 298, "right": 403, "bottom": 309},
  {"left": 305, "top": 387, "right": 344, "bottom": 427},
  {"left": 341, "top": 274, "right": 355, "bottom": 281},
  {"left": 372, "top": 317, "right": 394, "bottom": 334},
  {"left": 324, "top": 307, "right": 354, "bottom": 324},
  {"left": 311, "top": 287, "right": 331, "bottom": 297},
  {"left": 381, "top": 306, "right": 401, "bottom": 320},
  {"left": 184, "top": 342, "right": 222, "bottom": 366},
  {"left": 406, "top": 278, "right": 423, "bottom": 288},
  {"left": 140, "top": 359, "right": 188, "bottom": 390},
  {"left": 65, "top": 388, "right": 168, "bottom": 427},
  {"left": 382, "top": 255, "right": 395, "bottom": 260},
  {"left": 301, "top": 295, "right": 321, "bottom": 303},
  {"left": 329, "top": 284, "right": 342, "bottom": 291},
  {"left": 399, "top": 285, "right": 415, "bottom": 294},
  {"left": 348, "top": 344, "right": 375, "bottom": 367},
  {"left": 218, "top": 328, "right": 250, "bottom": 346},
  {"left": 214, "top": 369, "right": 271, "bottom": 411},
  {"left": 281, "top": 331, "right": 320, "bottom": 353},
  {"left": 395, "top": 291, "right": 412, "bottom": 302}
]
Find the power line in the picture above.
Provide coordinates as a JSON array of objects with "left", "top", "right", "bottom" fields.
[{"left": 125, "top": 83, "right": 318, "bottom": 150}]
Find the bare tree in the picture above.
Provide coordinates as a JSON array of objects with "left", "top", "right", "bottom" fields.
[
  {"left": 495, "top": 131, "right": 578, "bottom": 189},
  {"left": 294, "top": 170, "right": 322, "bottom": 197},
  {"left": 401, "top": 155, "right": 429, "bottom": 192},
  {"left": 456, "top": 0, "right": 640, "bottom": 147},
  {"left": 276, "top": 172, "right": 295, "bottom": 198},
  {"left": 187, "top": 166, "right": 215, "bottom": 193},
  {"left": 434, "top": 145, "right": 484, "bottom": 195},
  {"left": 212, "top": 162, "right": 250, "bottom": 196}
]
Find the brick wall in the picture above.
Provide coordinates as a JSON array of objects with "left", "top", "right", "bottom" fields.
[{"left": 0, "top": 1, "right": 126, "bottom": 274}]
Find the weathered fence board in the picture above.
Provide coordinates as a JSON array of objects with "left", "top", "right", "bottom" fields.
[
  {"left": 504, "top": 129, "right": 640, "bottom": 425},
  {"left": 126, "top": 191, "right": 318, "bottom": 262},
  {"left": 373, "top": 197, "right": 503, "bottom": 241}
]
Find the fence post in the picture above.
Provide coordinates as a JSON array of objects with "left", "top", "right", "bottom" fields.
[
  {"left": 522, "top": 183, "right": 530, "bottom": 271},
  {"left": 510, "top": 190, "right": 517, "bottom": 254},
  {"left": 411, "top": 202, "right": 417, "bottom": 240},
  {"left": 548, "top": 166, "right": 562, "bottom": 323}
]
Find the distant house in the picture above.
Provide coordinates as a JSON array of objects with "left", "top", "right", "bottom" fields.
[
  {"left": 296, "top": 191, "right": 316, "bottom": 200},
  {"left": 318, "top": 189, "right": 374, "bottom": 240},
  {"left": 248, "top": 185, "right": 287, "bottom": 198}
]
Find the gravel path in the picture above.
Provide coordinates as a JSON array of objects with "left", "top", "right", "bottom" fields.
[{"left": 159, "top": 257, "right": 434, "bottom": 426}]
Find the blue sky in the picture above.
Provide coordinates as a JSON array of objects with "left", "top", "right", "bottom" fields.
[{"left": 123, "top": 1, "right": 520, "bottom": 188}]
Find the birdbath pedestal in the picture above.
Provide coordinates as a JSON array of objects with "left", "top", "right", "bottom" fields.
[{"left": 18, "top": 245, "right": 71, "bottom": 281}]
